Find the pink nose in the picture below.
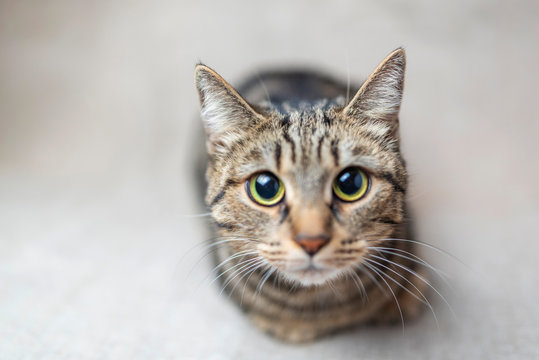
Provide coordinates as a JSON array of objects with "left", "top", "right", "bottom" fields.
[{"left": 294, "top": 234, "right": 330, "bottom": 256}]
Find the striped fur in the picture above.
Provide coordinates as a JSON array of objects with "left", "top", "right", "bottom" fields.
[{"left": 195, "top": 48, "right": 427, "bottom": 342}]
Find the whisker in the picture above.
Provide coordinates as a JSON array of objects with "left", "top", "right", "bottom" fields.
[
  {"left": 203, "top": 237, "right": 261, "bottom": 249},
  {"left": 345, "top": 49, "right": 351, "bottom": 105},
  {"left": 209, "top": 249, "right": 258, "bottom": 275},
  {"left": 210, "top": 257, "right": 261, "bottom": 286},
  {"left": 288, "top": 280, "right": 300, "bottom": 294},
  {"left": 367, "top": 238, "right": 468, "bottom": 268},
  {"left": 346, "top": 269, "right": 368, "bottom": 303},
  {"left": 187, "top": 243, "right": 247, "bottom": 280},
  {"left": 256, "top": 266, "right": 277, "bottom": 294},
  {"left": 240, "top": 262, "right": 267, "bottom": 305},
  {"left": 178, "top": 212, "right": 212, "bottom": 218},
  {"left": 256, "top": 72, "right": 272, "bottom": 104},
  {"left": 364, "top": 257, "right": 440, "bottom": 330},
  {"left": 369, "top": 254, "right": 457, "bottom": 320},
  {"left": 251, "top": 265, "right": 271, "bottom": 299},
  {"left": 327, "top": 279, "right": 339, "bottom": 298},
  {"left": 181, "top": 237, "right": 260, "bottom": 265},
  {"left": 367, "top": 246, "right": 452, "bottom": 288},
  {"left": 404, "top": 188, "right": 431, "bottom": 201},
  {"left": 360, "top": 262, "right": 405, "bottom": 333},
  {"left": 272, "top": 270, "right": 280, "bottom": 288},
  {"left": 186, "top": 245, "right": 221, "bottom": 279},
  {"left": 218, "top": 259, "right": 264, "bottom": 296},
  {"left": 228, "top": 259, "right": 266, "bottom": 297},
  {"left": 221, "top": 258, "right": 265, "bottom": 296},
  {"left": 186, "top": 237, "right": 261, "bottom": 274},
  {"left": 355, "top": 261, "right": 386, "bottom": 294}
]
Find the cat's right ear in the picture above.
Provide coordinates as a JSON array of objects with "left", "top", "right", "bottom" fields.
[{"left": 195, "top": 64, "right": 263, "bottom": 155}]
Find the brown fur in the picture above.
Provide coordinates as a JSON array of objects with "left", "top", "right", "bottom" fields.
[{"left": 195, "top": 48, "right": 428, "bottom": 342}]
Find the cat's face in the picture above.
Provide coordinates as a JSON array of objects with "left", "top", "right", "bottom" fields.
[{"left": 196, "top": 49, "right": 407, "bottom": 286}]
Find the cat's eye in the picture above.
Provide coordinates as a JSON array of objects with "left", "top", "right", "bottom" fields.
[
  {"left": 246, "top": 172, "right": 285, "bottom": 206},
  {"left": 332, "top": 167, "right": 370, "bottom": 202}
]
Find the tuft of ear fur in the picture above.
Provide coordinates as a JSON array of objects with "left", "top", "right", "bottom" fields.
[
  {"left": 343, "top": 48, "right": 406, "bottom": 126},
  {"left": 195, "top": 64, "right": 263, "bottom": 154}
]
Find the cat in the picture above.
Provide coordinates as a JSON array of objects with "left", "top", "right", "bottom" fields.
[{"left": 194, "top": 48, "right": 429, "bottom": 342}]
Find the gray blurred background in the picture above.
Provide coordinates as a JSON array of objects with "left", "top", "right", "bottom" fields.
[{"left": 1, "top": 0, "right": 538, "bottom": 359}]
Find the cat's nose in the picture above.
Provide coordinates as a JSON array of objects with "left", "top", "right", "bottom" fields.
[{"left": 294, "top": 233, "right": 330, "bottom": 256}]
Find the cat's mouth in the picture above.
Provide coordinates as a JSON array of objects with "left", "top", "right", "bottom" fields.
[{"left": 286, "top": 263, "right": 340, "bottom": 285}]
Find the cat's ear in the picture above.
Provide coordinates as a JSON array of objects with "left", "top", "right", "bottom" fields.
[
  {"left": 343, "top": 48, "right": 405, "bottom": 126},
  {"left": 195, "top": 64, "right": 263, "bottom": 154}
]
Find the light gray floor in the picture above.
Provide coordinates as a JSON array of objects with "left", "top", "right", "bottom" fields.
[{"left": 1, "top": 1, "right": 538, "bottom": 359}]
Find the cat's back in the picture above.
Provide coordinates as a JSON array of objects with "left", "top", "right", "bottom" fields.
[{"left": 237, "top": 70, "right": 358, "bottom": 108}]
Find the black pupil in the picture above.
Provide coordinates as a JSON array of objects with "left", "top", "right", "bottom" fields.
[
  {"left": 337, "top": 169, "right": 363, "bottom": 195},
  {"left": 255, "top": 173, "right": 280, "bottom": 199}
]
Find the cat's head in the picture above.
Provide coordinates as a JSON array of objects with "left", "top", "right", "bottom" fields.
[{"left": 195, "top": 49, "right": 407, "bottom": 286}]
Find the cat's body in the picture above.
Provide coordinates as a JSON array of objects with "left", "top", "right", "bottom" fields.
[{"left": 195, "top": 49, "right": 427, "bottom": 342}]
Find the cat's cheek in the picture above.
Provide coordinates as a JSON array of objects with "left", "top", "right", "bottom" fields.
[{"left": 228, "top": 195, "right": 282, "bottom": 239}]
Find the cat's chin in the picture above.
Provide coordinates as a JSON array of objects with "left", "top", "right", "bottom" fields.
[{"left": 284, "top": 266, "right": 342, "bottom": 287}]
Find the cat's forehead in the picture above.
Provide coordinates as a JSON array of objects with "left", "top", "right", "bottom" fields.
[
  {"left": 234, "top": 106, "right": 386, "bottom": 184},
  {"left": 280, "top": 108, "right": 333, "bottom": 132}
]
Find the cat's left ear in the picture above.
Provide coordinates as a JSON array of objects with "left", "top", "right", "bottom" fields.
[
  {"left": 343, "top": 48, "right": 406, "bottom": 128},
  {"left": 195, "top": 64, "right": 264, "bottom": 155}
]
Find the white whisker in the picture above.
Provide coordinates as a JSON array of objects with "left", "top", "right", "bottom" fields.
[
  {"left": 327, "top": 279, "right": 340, "bottom": 299},
  {"left": 356, "top": 261, "right": 386, "bottom": 294},
  {"left": 364, "top": 257, "right": 440, "bottom": 330},
  {"left": 211, "top": 257, "right": 260, "bottom": 286},
  {"left": 240, "top": 262, "right": 267, "bottom": 305},
  {"left": 367, "top": 246, "right": 452, "bottom": 287},
  {"left": 367, "top": 238, "right": 468, "bottom": 268},
  {"left": 345, "top": 49, "right": 351, "bottom": 105},
  {"left": 179, "top": 212, "right": 213, "bottom": 218},
  {"left": 182, "top": 237, "right": 259, "bottom": 264},
  {"left": 221, "top": 258, "right": 265, "bottom": 296},
  {"left": 256, "top": 72, "right": 272, "bottom": 104},
  {"left": 256, "top": 266, "right": 277, "bottom": 294},
  {"left": 210, "top": 249, "right": 258, "bottom": 274},
  {"left": 369, "top": 253, "right": 457, "bottom": 320},
  {"left": 346, "top": 269, "right": 368, "bottom": 303},
  {"left": 361, "top": 262, "right": 405, "bottom": 334},
  {"left": 229, "top": 259, "right": 266, "bottom": 298}
]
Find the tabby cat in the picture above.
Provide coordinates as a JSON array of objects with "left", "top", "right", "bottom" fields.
[{"left": 194, "top": 48, "right": 428, "bottom": 342}]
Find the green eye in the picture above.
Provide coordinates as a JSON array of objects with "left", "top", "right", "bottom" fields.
[
  {"left": 247, "top": 172, "right": 285, "bottom": 206},
  {"left": 333, "top": 167, "right": 370, "bottom": 202}
]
